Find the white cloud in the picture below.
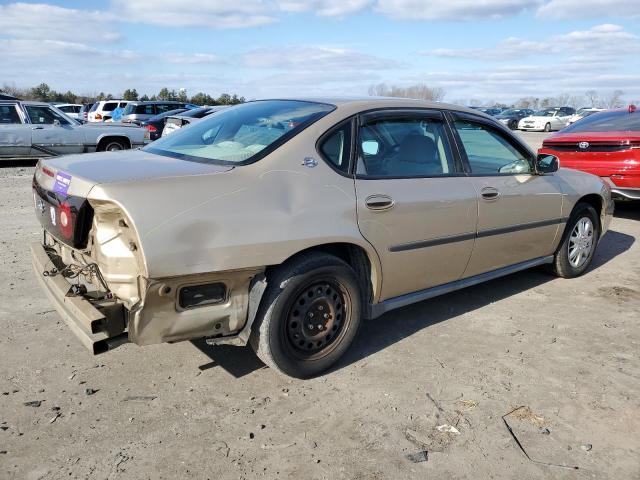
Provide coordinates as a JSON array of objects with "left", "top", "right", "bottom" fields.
[
  {"left": 110, "top": 0, "right": 277, "bottom": 28},
  {"left": 537, "top": 0, "right": 640, "bottom": 19},
  {"left": 243, "top": 46, "right": 399, "bottom": 70},
  {"left": 278, "top": 0, "right": 371, "bottom": 17},
  {"left": 375, "top": 0, "right": 541, "bottom": 20},
  {"left": 0, "top": 39, "right": 140, "bottom": 62},
  {"left": 165, "top": 53, "right": 222, "bottom": 64},
  {"left": 421, "top": 24, "right": 639, "bottom": 61},
  {"left": 0, "top": 3, "right": 120, "bottom": 41}
]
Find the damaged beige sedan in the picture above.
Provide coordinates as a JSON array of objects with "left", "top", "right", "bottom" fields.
[{"left": 32, "top": 98, "right": 613, "bottom": 378}]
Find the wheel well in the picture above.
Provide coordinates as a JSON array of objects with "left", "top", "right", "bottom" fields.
[
  {"left": 97, "top": 136, "right": 130, "bottom": 150},
  {"left": 577, "top": 194, "right": 603, "bottom": 226},
  {"left": 267, "top": 243, "right": 375, "bottom": 308}
]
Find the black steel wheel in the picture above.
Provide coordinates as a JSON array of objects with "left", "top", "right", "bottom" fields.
[
  {"left": 250, "top": 252, "right": 362, "bottom": 378},
  {"left": 284, "top": 279, "right": 351, "bottom": 360}
]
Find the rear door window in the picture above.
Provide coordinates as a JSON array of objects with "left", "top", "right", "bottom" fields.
[
  {"left": 103, "top": 102, "right": 118, "bottom": 112},
  {"left": 357, "top": 115, "right": 456, "bottom": 177}
]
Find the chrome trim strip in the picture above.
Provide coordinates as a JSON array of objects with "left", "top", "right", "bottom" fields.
[{"left": 389, "top": 218, "right": 567, "bottom": 252}]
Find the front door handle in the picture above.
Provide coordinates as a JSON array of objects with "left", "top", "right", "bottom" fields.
[
  {"left": 480, "top": 187, "right": 500, "bottom": 200},
  {"left": 365, "top": 194, "right": 395, "bottom": 211},
  {"left": 31, "top": 126, "right": 44, "bottom": 130}
]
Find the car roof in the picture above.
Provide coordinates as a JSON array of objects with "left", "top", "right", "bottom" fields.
[
  {"left": 255, "top": 96, "right": 493, "bottom": 118},
  {"left": 0, "top": 100, "right": 51, "bottom": 107},
  {"left": 127, "top": 100, "right": 184, "bottom": 105}
]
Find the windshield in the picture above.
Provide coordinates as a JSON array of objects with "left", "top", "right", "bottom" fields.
[
  {"left": 146, "top": 100, "right": 335, "bottom": 164},
  {"left": 562, "top": 110, "right": 640, "bottom": 133},
  {"left": 533, "top": 110, "right": 556, "bottom": 117},
  {"left": 498, "top": 109, "right": 520, "bottom": 116}
]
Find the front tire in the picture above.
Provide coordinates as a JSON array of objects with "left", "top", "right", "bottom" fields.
[
  {"left": 550, "top": 203, "right": 600, "bottom": 278},
  {"left": 250, "top": 253, "right": 362, "bottom": 378},
  {"left": 544, "top": 123, "right": 551, "bottom": 132}
]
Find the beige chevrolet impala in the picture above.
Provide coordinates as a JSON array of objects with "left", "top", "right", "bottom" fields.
[{"left": 31, "top": 98, "right": 613, "bottom": 378}]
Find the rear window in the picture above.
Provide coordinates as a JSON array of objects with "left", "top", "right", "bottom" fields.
[
  {"left": 89, "top": 103, "right": 99, "bottom": 112},
  {"left": 562, "top": 110, "right": 640, "bottom": 132},
  {"left": 135, "top": 104, "right": 155, "bottom": 115},
  {"left": 146, "top": 100, "right": 335, "bottom": 165}
]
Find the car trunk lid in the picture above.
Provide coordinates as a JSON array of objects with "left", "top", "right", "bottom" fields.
[{"left": 33, "top": 150, "right": 234, "bottom": 248}]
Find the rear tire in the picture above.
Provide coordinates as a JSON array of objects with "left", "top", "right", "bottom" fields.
[
  {"left": 250, "top": 252, "right": 362, "bottom": 378},
  {"left": 550, "top": 203, "right": 600, "bottom": 278},
  {"left": 99, "top": 139, "right": 127, "bottom": 152}
]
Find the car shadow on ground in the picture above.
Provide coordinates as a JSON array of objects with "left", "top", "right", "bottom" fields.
[
  {"left": 614, "top": 202, "right": 640, "bottom": 221},
  {"left": 337, "top": 229, "right": 634, "bottom": 373},
  {"left": 190, "top": 229, "right": 634, "bottom": 379},
  {"left": 191, "top": 339, "right": 266, "bottom": 378}
]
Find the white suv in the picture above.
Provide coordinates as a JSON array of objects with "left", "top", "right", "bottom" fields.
[{"left": 87, "top": 100, "right": 130, "bottom": 122}]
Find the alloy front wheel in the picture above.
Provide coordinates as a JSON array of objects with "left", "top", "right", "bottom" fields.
[{"left": 568, "top": 217, "right": 594, "bottom": 268}]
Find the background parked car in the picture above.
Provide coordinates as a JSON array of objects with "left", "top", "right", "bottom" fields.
[
  {"left": 495, "top": 108, "right": 534, "bottom": 129},
  {"left": 120, "top": 101, "right": 197, "bottom": 124},
  {"left": 54, "top": 103, "right": 83, "bottom": 120},
  {"left": 539, "top": 105, "right": 640, "bottom": 201},
  {"left": 0, "top": 100, "right": 147, "bottom": 159},
  {"left": 566, "top": 107, "right": 606, "bottom": 126},
  {"left": 78, "top": 103, "right": 95, "bottom": 123},
  {"left": 140, "top": 108, "right": 188, "bottom": 141},
  {"left": 161, "top": 106, "right": 228, "bottom": 136},
  {"left": 88, "top": 100, "right": 130, "bottom": 122},
  {"left": 518, "top": 107, "right": 576, "bottom": 132}
]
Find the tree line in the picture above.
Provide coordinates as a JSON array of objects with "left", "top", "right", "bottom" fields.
[
  {"left": 0, "top": 83, "right": 245, "bottom": 106},
  {"left": 368, "top": 83, "right": 633, "bottom": 110}
]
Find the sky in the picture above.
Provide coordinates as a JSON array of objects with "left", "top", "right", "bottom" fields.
[{"left": 0, "top": 0, "right": 639, "bottom": 104}]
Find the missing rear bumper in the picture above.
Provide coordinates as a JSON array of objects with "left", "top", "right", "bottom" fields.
[{"left": 30, "top": 242, "right": 129, "bottom": 355}]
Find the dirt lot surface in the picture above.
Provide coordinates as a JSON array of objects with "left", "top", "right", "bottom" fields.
[{"left": 1, "top": 137, "right": 639, "bottom": 479}]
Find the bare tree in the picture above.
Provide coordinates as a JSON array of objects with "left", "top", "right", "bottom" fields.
[
  {"left": 602, "top": 90, "right": 625, "bottom": 109},
  {"left": 368, "top": 83, "right": 445, "bottom": 101},
  {"left": 585, "top": 90, "right": 598, "bottom": 108},
  {"left": 555, "top": 92, "right": 571, "bottom": 107},
  {"left": 568, "top": 95, "right": 585, "bottom": 109}
]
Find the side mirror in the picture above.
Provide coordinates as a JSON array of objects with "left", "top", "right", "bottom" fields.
[
  {"left": 536, "top": 153, "right": 559, "bottom": 174},
  {"left": 53, "top": 119, "right": 61, "bottom": 127}
]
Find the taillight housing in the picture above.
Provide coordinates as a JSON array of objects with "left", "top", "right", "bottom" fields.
[
  {"left": 96, "top": 113, "right": 102, "bottom": 120},
  {"left": 58, "top": 202, "right": 73, "bottom": 239},
  {"left": 146, "top": 124, "right": 157, "bottom": 132}
]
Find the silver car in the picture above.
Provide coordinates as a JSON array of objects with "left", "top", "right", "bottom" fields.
[
  {"left": 161, "top": 106, "right": 228, "bottom": 136},
  {"left": 120, "top": 101, "right": 192, "bottom": 124},
  {"left": 0, "top": 100, "right": 148, "bottom": 159}
]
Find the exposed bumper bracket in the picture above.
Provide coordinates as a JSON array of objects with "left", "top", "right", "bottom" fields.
[{"left": 31, "top": 242, "right": 129, "bottom": 354}]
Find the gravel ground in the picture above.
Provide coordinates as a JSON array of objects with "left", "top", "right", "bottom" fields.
[{"left": 1, "top": 134, "right": 639, "bottom": 479}]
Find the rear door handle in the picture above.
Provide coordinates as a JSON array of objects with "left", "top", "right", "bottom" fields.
[
  {"left": 365, "top": 194, "right": 395, "bottom": 211},
  {"left": 480, "top": 187, "right": 500, "bottom": 200}
]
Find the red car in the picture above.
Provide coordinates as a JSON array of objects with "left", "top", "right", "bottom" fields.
[{"left": 539, "top": 106, "right": 640, "bottom": 201}]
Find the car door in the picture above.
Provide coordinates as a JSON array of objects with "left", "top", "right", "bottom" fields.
[
  {"left": 449, "top": 113, "right": 563, "bottom": 277},
  {"left": 353, "top": 109, "right": 478, "bottom": 301},
  {"left": 0, "top": 104, "right": 31, "bottom": 157},
  {"left": 24, "top": 105, "right": 84, "bottom": 156}
]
